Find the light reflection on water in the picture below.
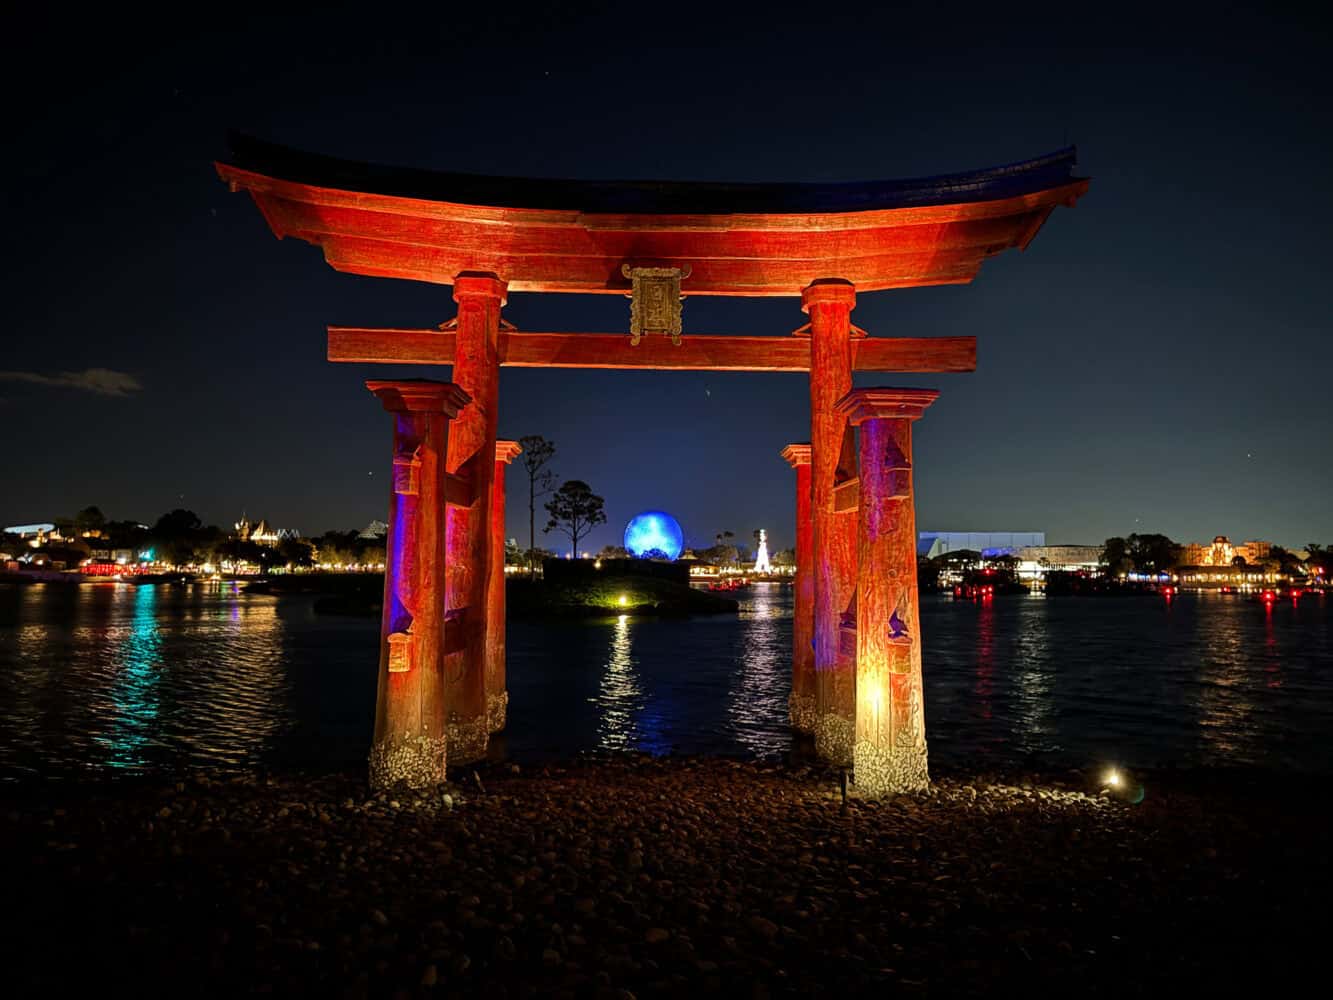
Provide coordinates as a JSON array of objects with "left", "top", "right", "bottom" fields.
[
  {"left": 1, "top": 582, "right": 1332, "bottom": 779},
  {"left": 0, "top": 583, "right": 311, "bottom": 778},
  {"left": 725, "top": 583, "right": 790, "bottom": 757},
  {"left": 593, "top": 614, "right": 641, "bottom": 750},
  {"left": 100, "top": 585, "right": 164, "bottom": 768}
]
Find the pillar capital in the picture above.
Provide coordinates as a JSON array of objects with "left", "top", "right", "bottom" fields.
[
  {"left": 367, "top": 379, "right": 471, "bottom": 416},
  {"left": 836, "top": 387, "right": 939, "bottom": 425},
  {"left": 453, "top": 272, "right": 508, "bottom": 304},
  {"left": 801, "top": 278, "right": 856, "bottom": 313},
  {"left": 495, "top": 440, "right": 523, "bottom": 464},
  {"left": 780, "top": 443, "right": 812, "bottom": 468}
]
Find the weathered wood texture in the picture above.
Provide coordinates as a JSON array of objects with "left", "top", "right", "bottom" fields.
[
  {"left": 840, "top": 389, "right": 938, "bottom": 796},
  {"left": 217, "top": 161, "right": 1086, "bottom": 295},
  {"left": 443, "top": 275, "right": 506, "bottom": 766},
  {"left": 487, "top": 442, "right": 522, "bottom": 734},
  {"left": 366, "top": 379, "right": 470, "bottom": 791},
  {"left": 833, "top": 477, "right": 861, "bottom": 513},
  {"left": 805, "top": 281, "right": 860, "bottom": 766},
  {"left": 328, "top": 328, "right": 976, "bottom": 373},
  {"left": 782, "top": 445, "right": 815, "bottom": 733}
]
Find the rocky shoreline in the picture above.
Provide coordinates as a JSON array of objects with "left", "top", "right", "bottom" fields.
[{"left": 3, "top": 756, "right": 1323, "bottom": 996}]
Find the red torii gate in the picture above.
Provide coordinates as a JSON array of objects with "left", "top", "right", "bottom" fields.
[{"left": 217, "top": 134, "right": 1088, "bottom": 793}]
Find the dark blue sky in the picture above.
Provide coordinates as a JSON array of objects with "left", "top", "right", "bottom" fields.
[{"left": 3, "top": 3, "right": 1329, "bottom": 553}]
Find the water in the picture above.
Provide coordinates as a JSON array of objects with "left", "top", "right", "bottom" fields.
[{"left": 1, "top": 581, "right": 1330, "bottom": 781}]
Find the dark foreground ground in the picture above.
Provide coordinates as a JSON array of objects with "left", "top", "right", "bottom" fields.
[{"left": 2, "top": 756, "right": 1325, "bottom": 997}]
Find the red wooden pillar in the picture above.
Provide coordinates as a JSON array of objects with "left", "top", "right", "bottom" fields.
[
  {"left": 488, "top": 440, "right": 522, "bottom": 732},
  {"left": 366, "top": 379, "right": 470, "bottom": 790},
  {"left": 838, "top": 388, "right": 938, "bottom": 795},
  {"left": 802, "top": 279, "right": 859, "bottom": 764},
  {"left": 445, "top": 272, "right": 507, "bottom": 764},
  {"left": 781, "top": 444, "right": 815, "bottom": 732}
]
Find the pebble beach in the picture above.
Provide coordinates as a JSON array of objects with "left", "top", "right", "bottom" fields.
[{"left": 3, "top": 756, "right": 1324, "bottom": 996}]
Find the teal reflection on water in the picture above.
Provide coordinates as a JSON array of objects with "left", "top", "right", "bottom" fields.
[{"left": 99, "top": 585, "right": 163, "bottom": 768}]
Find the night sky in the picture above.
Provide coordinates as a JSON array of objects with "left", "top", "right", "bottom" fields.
[{"left": 4, "top": 4, "right": 1330, "bottom": 554}]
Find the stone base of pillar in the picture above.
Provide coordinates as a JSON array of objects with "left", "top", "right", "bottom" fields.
[
  {"left": 853, "top": 740, "right": 929, "bottom": 796},
  {"left": 447, "top": 715, "right": 490, "bottom": 765},
  {"left": 814, "top": 713, "right": 854, "bottom": 766},
  {"left": 487, "top": 690, "right": 508, "bottom": 733},
  {"left": 788, "top": 692, "right": 816, "bottom": 733},
  {"left": 368, "top": 734, "right": 448, "bottom": 791}
]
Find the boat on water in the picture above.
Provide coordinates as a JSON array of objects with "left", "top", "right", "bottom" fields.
[{"left": 705, "top": 577, "right": 750, "bottom": 592}]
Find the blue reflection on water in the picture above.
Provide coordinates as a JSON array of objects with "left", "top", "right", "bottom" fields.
[{"left": 100, "top": 585, "right": 163, "bottom": 768}]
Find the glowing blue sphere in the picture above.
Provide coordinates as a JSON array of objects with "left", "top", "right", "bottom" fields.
[{"left": 623, "top": 511, "right": 684, "bottom": 561}]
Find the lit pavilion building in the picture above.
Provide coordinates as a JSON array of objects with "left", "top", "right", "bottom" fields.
[
  {"left": 1179, "top": 535, "right": 1272, "bottom": 568},
  {"left": 234, "top": 515, "right": 300, "bottom": 546}
]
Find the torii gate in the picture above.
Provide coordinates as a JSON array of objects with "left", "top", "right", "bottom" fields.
[{"left": 217, "top": 134, "right": 1088, "bottom": 793}]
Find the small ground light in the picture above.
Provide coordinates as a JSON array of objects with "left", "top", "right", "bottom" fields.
[
  {"left": 1104, "top": 768, "right": 1122, "bottom": 788},
  {"left": 618, "top": 594, "right": 628, "bottom": 606}
]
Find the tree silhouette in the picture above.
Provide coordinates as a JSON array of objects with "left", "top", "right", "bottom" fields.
[
  {"left": 518, "top": 435, "right": 557, "bottom": 574},
  {"left": 543, "top": 480, "right": 606, "bottom": 559}
]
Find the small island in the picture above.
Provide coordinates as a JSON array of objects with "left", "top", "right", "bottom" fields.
[{"left": 508, "top": 557, "right": 738, "bottom": 619}]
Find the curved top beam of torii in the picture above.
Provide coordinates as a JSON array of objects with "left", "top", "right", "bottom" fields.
[{"left": 215, "top": 133, "right": 1089, "bottom": 296}]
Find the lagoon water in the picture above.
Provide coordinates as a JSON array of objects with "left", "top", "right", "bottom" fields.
[{"left": 1, "top": 581, "right": 1330, "bottom": 780}]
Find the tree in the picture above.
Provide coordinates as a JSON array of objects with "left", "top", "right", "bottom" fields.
[
  {"left": 154, "top": 508, "right": 202, "bottom": 537},
  {"left": 104, "top": 520, "right": 149, "bottom": 549},
  {"left": 1126, "top": 533, "right": 1181, "bottom": 574},
  {"left": 74, "top": 506, "right": 106, "bottom": 535},
  {"left": 1231, "top": 555, "right": 1248, "bottom": 567},
  {"left": 313, "top": 530, "right": 384, "bottom": 569},
  {"left": 597, "top": 544, "right": 629, "bottom": 559},
  {"left": 1266, "top": 545, "right": 1298, "bottom": 575},
  {"left": 1307, "top": 544, "right": 1330, "bottom": 579},
  {"left": 918, "top": 555, "right": 942, "bottom": 591},
  {"left": 518, "top": 435, "right": 557, "bottom": 574},
  {"left": 277, "top": 536, "right": 315, "bottom": 569},
  {"left": 772, "top": 548, "right": 796, "bottom": 567},
  {"left": 543, "top": 480, "right": 606, "bottom": 558},
  {"left": 1101, "top": 537, "right": 1132, "bottom": 576},
  {"left": 151, "top": 509, "right": 206, "bottom": 567}
]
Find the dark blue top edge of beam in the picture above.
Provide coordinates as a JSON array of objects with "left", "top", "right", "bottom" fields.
[{"left": 226, "top": 131, "right": 1082, "bottom": 215}]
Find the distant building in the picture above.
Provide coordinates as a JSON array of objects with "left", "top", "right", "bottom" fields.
[
  {"left": 1, "top": 524, "right": 64, "bottom": 553},
  {"left": 918, "top": 531, "right": 1046, "bottom": 560},
  {"left": 234, "top": 516, "right": 300, "bottom": 546},
  {"left": 358, "top": 520, "right": 389, "bottom": 540},
  {"left": 3, "top": 523, "right": 56, "bottom": 538},
  {"left": 1178, "top": 536, "right": 1272, "bottom": 567},
  {"left": 1014, "top": 544, "right": 1102, "bottom": 580}
]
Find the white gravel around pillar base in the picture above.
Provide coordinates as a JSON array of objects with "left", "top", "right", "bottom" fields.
[
  {"left": 789, "top": 692, "right": 817, "bottom": 733},
  {"left": 814, "top": 713, "right": 854, "bottom": 766},
  {"left": 487, "top": 691, "right": 509, "bottom": 733},
  {"left": 368, "top": 734, "right": 447, "bottom": 791},
  {"left": 853, "top": 739, "right": 929, "bottom": 796},
  {"left": 448, "top": 714, "right": 490, "bottom": 766}
]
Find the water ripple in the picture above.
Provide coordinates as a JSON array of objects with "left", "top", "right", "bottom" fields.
[{"left": 2, "top": 583, "right": 1331, "bottom": 778}]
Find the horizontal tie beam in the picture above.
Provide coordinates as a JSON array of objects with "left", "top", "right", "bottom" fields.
[{"left": 328, "top": 328, "right": 976, "bottom": 373}]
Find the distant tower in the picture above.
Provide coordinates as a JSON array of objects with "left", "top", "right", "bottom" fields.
[{"left": 753, "top": 528, "right": 772, "bottom": 574}]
